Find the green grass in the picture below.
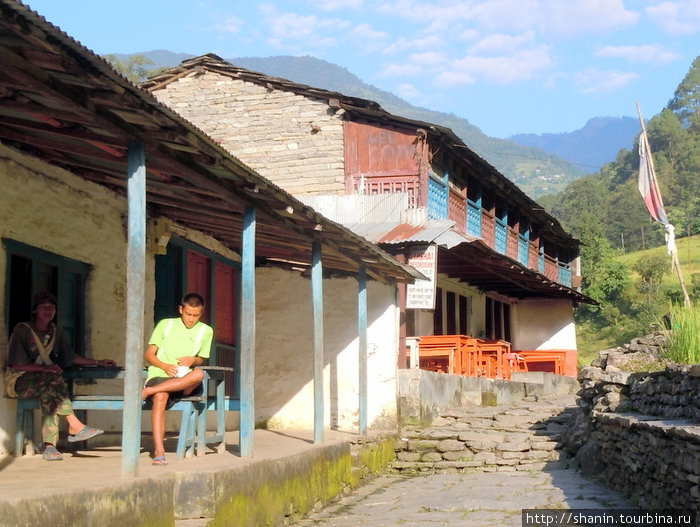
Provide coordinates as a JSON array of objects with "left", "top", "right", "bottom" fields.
[
  {"left": 617, "top": 234, "right": 700, "bottom": 293},
  {"left": 662, "top": 302, "right": 700, "bottom": 364}
]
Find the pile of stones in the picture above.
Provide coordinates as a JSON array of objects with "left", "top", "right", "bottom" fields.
[{"left": 392, "top": 395, "right": 576, "bottom": 473}]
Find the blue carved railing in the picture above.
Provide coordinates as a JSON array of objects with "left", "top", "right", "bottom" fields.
[
  {"left": 495, "top": 219, "right": 507, "bottom": 254},
  {"left": 428, "top": 173, "right": 449, "bottom": 220},
  {"left": 538, "top": 248, "right": 545, "bottom": 273},
  {"left": 517, "top": 234, "right": 529, "bottom": 266},
  {"left": 558, "top": 265, "right": 572, "bottom": 288},
  {"left": 466, "top": 200, "right": 482, "bottom": 237}
]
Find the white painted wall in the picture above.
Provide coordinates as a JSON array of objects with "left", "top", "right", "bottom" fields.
[
  {"left": 255, "top": 267, "right": 399, "bottom": 430},
  {"left": 512, "top": 298, "right": 577, "bottom": 350},
  {"left": 0, "top": 144, "right": 137, "bottom": 454}
]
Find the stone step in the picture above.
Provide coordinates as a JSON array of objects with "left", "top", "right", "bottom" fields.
[{"left": 393, "top": 396, "right": 576, "bottom": 473}]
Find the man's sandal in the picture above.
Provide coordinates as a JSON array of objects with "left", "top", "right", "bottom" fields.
[
  {"left": 152, "top": 456, "right": 168, "bottom": 466},
  {"left": 67, "top": 425, "right": 104, "bottom": 442},
  {"left": 42, "top": 445, "right": 63, "bottom": 461}
]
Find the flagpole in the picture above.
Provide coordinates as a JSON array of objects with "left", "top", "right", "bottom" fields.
[{"left": 636, "top": 102, "right": 691, "bottom": 307}]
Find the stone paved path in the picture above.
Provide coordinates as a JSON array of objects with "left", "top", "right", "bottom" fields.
[
  {"left": 294, "top": 394, "right": 633, "bottom": 526},
  {"left": 293, "top": 467, "right": 632, "bottom": 526}
]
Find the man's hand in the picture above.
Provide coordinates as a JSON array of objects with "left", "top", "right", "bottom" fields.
[{"left": 177, "top": 356, "right": 198, "bottom": 368}]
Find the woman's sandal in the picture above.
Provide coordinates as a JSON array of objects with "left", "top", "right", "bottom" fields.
[
  {"left": 152, "top": 456, "right": 167, "bottom": 466},
  {"left": 42, "top": 445, "right": 63, "bottom": 461}
]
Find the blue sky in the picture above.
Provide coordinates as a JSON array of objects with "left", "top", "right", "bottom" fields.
[{"left": 23, "top": 0, "right": 700, "bottom": 138}]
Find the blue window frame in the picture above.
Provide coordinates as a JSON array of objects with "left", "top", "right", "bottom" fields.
[{"left": 3, "top": 239, "right": 88, "bottom": 355}]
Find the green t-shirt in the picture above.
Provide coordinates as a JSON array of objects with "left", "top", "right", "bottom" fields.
[{"left": 146, "top": 317, "right": 213, "bottom": 382}]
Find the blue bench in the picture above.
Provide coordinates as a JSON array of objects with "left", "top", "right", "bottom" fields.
[{"left": 13, "top": 366, "right": 231, "bottom": 459}]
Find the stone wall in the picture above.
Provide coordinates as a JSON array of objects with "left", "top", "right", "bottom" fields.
[
  {"left": 397, "top": 368, "right": 578, "bottom": 427},
  {"left": 569, "top": 333, "right": 700, "bottom": 510},
  {"left": 151, "top": 72, "right": 346, "bottom": 196}
]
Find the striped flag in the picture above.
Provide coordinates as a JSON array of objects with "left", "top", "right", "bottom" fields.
[{"left": 638, "top": 132, "right": 668, "bottom": 224}]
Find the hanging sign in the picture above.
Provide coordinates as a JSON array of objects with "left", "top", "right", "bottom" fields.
[{"left": 406, "top": 244, "right": 437, "bottom": 309}]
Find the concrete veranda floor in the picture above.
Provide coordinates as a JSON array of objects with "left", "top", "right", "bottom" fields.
[{"left": 0, "top": 428, "right": 364, "bottom": 505}]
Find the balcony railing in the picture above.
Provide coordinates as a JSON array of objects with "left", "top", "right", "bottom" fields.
[
  {"left": 482, "top": 212, "right": 495, "bottom": 247},
  {"left": 517, "top": 234, "right": 529, "bottom": 267},
  {"left": 348, "top": 173, "right": 576, "bottom": 289},
  {"left": 428, "top": 173, "right": 449, "bottom": 220},
  {"left": 347, "top": 173, "right": 420, "bottom": 208},
  {"left": 448, "top": 187, "right": 466, "bottom": 232},
  {"left": 495, "top": 218, "right": 507, "bottom": 254},
  {"left": 467, "top": 199, "right": 482, "bottom": 237}
]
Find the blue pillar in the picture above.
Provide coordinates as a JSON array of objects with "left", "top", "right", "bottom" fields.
[
  {"left": 312, "top": 240, "right": 324, "bottom": 443},
  {"left": 240, "top": 206, "right": 256, "bottom": 456},
  {"left": 122, "top": 142, "right": 146, "bottom": 477},
  {"left": 358, "top": 266, "right": 367, "bottom": 434}
]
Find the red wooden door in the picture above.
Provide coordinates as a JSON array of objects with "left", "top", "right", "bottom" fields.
[
  {"left": 215, "top": 261, "right": 238, "bottom": 396},
  {"left": 187, "top": 250, "right": 211, "bottom": 324}
]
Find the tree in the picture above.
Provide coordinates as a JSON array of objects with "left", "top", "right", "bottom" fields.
[
  {"left": 634, "top": 255, "right": 669, "bottom": 304},
  {"left": 667, "top": 56, "right": 700, "bottom": 127},
  {"left": 104, "top": 54, "right": 158, "bottom": 83}
]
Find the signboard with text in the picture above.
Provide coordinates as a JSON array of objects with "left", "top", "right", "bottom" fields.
[{"left": 406, "top": 244, "right": 437, "bottom": 309}]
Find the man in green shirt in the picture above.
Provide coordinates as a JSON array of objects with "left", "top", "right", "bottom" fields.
[{"left": 142, "top": 293, "right": 213, "bottom": 465}]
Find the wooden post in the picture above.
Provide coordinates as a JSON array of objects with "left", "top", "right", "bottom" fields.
[
  {"left": 358, "top": 266, "right": 367, "bottom": 434},
  {"left": 122, "top": 142, "right": 146, "bottom": 477},
  {"left": 312, "top": 240, "right": 324, "bottom": 443},
  {"left": 239, "top": 205, "right": 256, "bottom": 456},
  {"left": 396, "top": 253, "right": 407, "bottom": 369}
]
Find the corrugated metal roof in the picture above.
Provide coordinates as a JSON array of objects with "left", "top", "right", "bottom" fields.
[{"left": 351, "top": 221, "right": 459, "bottom": 245}]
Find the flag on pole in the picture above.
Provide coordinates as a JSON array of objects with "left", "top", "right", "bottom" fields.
[
  {"left": 638, "top": 132, "right": 668, "bottom": 224},
  {"left": 638, "top": 130, "right": 677, "bottom": 256}
]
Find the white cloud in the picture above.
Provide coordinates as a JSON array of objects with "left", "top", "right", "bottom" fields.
[
  {"left": 468, "top": 30, "right": 538, "bottom": 55},
  {"left": 434, "top": 70, "right": 477, "bottom": 86},
  {"left": 379, "top": 62, "right": 425, "bottom": 77},
  {"left": 595, "top": 44, "right": 679, "bottom": 64},
  {"left": 215, "top": 15, "right": 243, "bottom": 34},
  {"left": 382, "top": 34, "right": 446, "bottom": 55},
  {"left": 645, "top": 1, "right": 700, "bottom": 35},
  {"left": 573, "top": 68, "right": 640, "bottom": 94},
  {"left": 448, "top": 47, "right": 553, "bottom": 84},
  {"left": 377, "top": 0, "right": 638, "bottom": 36},
  {"left": 350, "top": 23, "right": 389, "bottom": 47},
  {"left": 395, "top": 83, "right": 424, "bottom": 100},
  {"left": 309, "top": 0, "right": 365, "bottom": 11}
]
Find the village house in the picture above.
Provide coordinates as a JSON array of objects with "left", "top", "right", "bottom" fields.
[
  {"left": 144, "top": 54, "right": 593, "bottom": 379},
  {"left": 0, "top": 1, "right": 421, "bottom": 466}
]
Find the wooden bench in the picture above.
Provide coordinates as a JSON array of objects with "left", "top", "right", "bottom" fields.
[{"left": 13, "top": 366, "right": 231, "bottom": 458}]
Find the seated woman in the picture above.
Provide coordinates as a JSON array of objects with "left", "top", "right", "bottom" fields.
[{"left": 5, "top": 291, "right": 116, "bottom": 460}]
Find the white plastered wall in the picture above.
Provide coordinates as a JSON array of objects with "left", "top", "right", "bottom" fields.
[
  {"left": 0, "top": 144, "right": 142, "bottom": 454},
  {"left": 511, "top": 298, "right": 577, "bottom": 350},
  {"left": 255, "top": 267, "right": 399, "bottom": 430}
]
